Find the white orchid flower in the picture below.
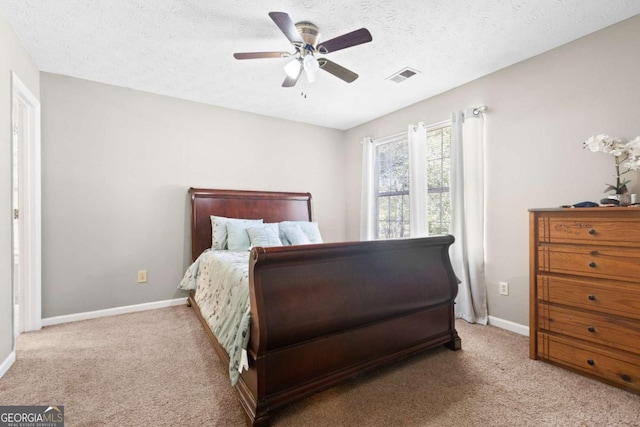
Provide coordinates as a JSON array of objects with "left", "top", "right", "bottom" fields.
[
  {"left": 584, "top": 134, "right": 640, "bottom": 194},
  {"left": 624, "top": 136, "right": 640, "bottom": 157},
  {"left": 622, "top": 159, "right": 640, "bottom": 171},
  {"left": 583, "top": 135, "right": 605, "bottom": 152}
]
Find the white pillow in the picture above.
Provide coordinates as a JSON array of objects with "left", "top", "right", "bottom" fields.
[
  {"left": 282, "top": 225, "right": 311, "bottom": 245},
  {"left": 227, "top": 219, "right": 265, "bottom": 251},
  {"left": 247, "top": 224, "right": 283, "bottom": 248},
  {"left": 211, "top": 216, "right": 262, "bottom": 250},
  {"left": 279, "top": 221, "right": 323, "bottom": 245}
]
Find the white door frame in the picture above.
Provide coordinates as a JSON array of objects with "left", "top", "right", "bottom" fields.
[{"left": 11, "top": 71, "right": 41, "bottom": 335}]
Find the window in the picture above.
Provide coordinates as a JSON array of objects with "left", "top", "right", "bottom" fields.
[
  {"left": 375, "top": 135, "right": 409, "bottom": 239},
  {"left": 373, "top": 122, "right": 451, "bottom": 239},
  {"left": 426, "top": 124, "right": 451, "bottom": 235}
]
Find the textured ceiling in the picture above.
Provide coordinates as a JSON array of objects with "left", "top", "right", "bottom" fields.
[{"left": 1, "top": 1, "right": 640, "bottom": 130}]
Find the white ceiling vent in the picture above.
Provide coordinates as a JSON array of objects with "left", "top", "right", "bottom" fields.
[{"left": 386, "top": 67, "right": 420, "bottom": 83}]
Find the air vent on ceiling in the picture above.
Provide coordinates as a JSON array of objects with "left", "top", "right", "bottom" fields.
[{"left": 386, "top": 67, "right": 420, "bottom": 83}]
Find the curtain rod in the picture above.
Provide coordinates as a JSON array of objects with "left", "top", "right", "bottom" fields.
[
  {"left": 371, "top": 131, "right": 407, "bottom": 145},
  {"left": 364, "top": 107, "right": 487, "bottom": 144},
  {"left": 465, "top": 105, "right": 487, "bottom": 119}
]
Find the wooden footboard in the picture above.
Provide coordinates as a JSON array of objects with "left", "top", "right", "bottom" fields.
[{"left": 240, "top": 236, "right": 459, "bottom": 426}]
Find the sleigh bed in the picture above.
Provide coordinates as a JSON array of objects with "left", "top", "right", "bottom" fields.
[{"left": 186, "top": 187, "right": 460, "bottom": 426}]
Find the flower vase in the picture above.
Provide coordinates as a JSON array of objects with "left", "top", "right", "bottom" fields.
[{"left": 618, "top": 193, "right": 632, "bottom": 206}]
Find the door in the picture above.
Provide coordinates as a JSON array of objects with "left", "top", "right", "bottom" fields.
[
  {"left": 11, "top": 72, "right": 41, "bottom": 340},
  {"left": 12, "top": 96, "right": 23, "bottom": 337}
]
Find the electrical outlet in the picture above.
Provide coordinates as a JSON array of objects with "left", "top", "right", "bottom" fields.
[
  {"left": 137, "top": 270, "right": 147, "bottom": 283},
  {"left": 499, "top": 281, "right": 509, "bottom": 296}
]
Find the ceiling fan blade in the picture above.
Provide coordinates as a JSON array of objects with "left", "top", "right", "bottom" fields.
[
  {"left": 317, "top": 28, "right": 372, "bottom": 54},
  {"left": 269, "top": 12, "right": 304, "bottom": 45},
  {"left": 282, "top": 63, "right": 303, "bottom": 87},
  {"left": 233, "top": 51, "right": 290, "bottom": 60},
  {"left": 318, "top": 58, "right": 358, "bottom": 83}
]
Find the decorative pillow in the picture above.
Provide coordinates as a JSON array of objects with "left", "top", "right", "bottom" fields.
[
  {"left": 247, "top": 224, "right": 283, "bottom": 248},
  {"left": 282, "top": 225, "right": 311, "bottom": 245},
  {"left": 279, "top": 221, "right": 323, "bottom": 245},
  {"left": 211, "top": 216, "right": 262, "bottom": 250},
  {"left": 227, "top": 219, "right": 265, "bottom": 251},
  {"left": 210, "top": 216, "right": 228, "bottom": 249}
]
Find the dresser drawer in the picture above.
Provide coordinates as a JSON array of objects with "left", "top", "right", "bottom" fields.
[
  {"left": 538, "top": 304, "right": 640, "bottom": 354},
  {"left": 537, "top": 333, "right": 640, "bottom": 392},
  {"left": 537, "top": 275, "right": 640, "bottom": 321},
  {"left": 538, "top": 246, "right": 640, "bottom": 283},
  {"left": 538, "top": 217, "right": 640, "bottom": 246}
]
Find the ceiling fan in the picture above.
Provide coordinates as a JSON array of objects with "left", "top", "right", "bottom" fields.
[{"left": 233, "top": 12, "right": 372, "bottom": 87}]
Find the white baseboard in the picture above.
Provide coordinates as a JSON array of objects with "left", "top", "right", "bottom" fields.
[
  {"left": 0, "top": 351, "right": 16, "bottom": 379},
  {"left": 488, "top": 315, "right": 529, "bottom": 336},
  {"left": 42, "top": 297, "right": 188, "bottom": 327}
]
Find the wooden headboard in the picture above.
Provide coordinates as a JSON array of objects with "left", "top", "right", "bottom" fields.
[{"left": 190, "top": 188, "right": 312, "bottom": 261}]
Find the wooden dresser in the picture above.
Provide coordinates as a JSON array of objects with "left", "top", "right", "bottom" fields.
[{"left": 529, "top": 207, "right": 640, "bottom": 393}]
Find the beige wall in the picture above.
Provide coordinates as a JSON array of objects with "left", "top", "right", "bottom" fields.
[
  {"left": 344, "top": 15, "right": 640, "bottom": 327},
  {"left": 40, "top": 73, "right": 346, "bottom": 318},
  {"left": 0, "top": 15, "right": 40, "bottom": 365}
]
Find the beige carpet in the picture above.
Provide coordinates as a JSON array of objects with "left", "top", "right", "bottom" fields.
[{"left": 1, "top": 306, "right": 638, "bottom": 426}]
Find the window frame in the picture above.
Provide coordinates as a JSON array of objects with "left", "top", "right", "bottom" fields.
[{"left": 371, "top": 120, "right": 452, "bottom": 239}]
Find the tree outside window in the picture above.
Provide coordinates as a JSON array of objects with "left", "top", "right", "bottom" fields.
[{"left": 374, "top": 123, "right": 451, "bottom": 239}]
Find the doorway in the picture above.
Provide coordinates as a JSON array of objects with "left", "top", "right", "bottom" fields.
[
  {"left": 11, "top": 71, "right": 41, "bottom": 344},
  {"left": 12, "top": 96, "right": 22, "bottom": 337}
]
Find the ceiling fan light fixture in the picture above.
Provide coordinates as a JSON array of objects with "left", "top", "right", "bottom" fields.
[
  {"left": 303, "top": 54, "right": 319, "bottom": 82},
  {"left": 284, "top": 58, "right": 302, "bottom": 78}
]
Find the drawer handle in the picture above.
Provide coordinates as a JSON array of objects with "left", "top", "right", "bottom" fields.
[
  {"left": 587, "top": 359, "right": 595, "bottom": 366},
  {"left": 587, "top": 326, "right": 596, "bottom": 333},
  {"left": 588, "top": 261, "right": 596, "bottom": 268},
  {"left": 588, "top": 229, "right": 596, "bottom": 235},
  {"left": 621, "top": 374, "right": 633, "bottom": 383},
  {"left": 588, "top": 294, "right": 596, "bottom": 301}
]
